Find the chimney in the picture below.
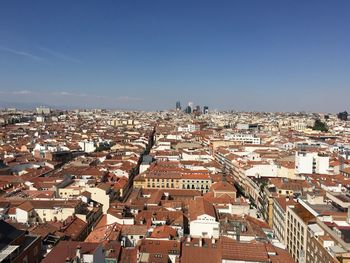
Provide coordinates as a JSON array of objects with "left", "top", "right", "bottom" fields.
[
  {"left": 76, "top": 245, "right": 81, "bottom": 259},
  {"left": 186, "top": 236, "right": 191, "bottom": 242},
  {"left": 236, "top": 222, "right": 242, "bottom": 242},
  {"left": 199, "top": 238, "right": 202, "bottom": 247},
  {"left": 211, "top": 237, "right": 216, "bottom": 244},
  {"left": 140, "top": 217, "right": 144, "bottom": 225}
]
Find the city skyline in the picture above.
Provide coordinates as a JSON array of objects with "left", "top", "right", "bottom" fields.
[
  {"left": 1, "top": 1, "right": 350, "bottom": 111},
  {"left": 2, "top": 2, "right": 350, "bottom": 262}
]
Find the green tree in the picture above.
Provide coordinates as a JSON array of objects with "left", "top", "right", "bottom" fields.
[{"left": 312, "top": 119, "right": 328, "bottom": 132}]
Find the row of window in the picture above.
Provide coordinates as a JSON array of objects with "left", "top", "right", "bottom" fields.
[{"left": 147, "top": 179, "right": 210, "bottom": 183}]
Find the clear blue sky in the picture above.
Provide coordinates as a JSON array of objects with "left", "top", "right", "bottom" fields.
[{"left": 0, "top": 0, "right": 349, "bottom": 112}]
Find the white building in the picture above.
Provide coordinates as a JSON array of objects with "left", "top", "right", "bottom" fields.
[
  {"left": 79, "top": 141, "right": 96, "bottom": 153},
  {"left": 36, "top": 107, "right": 51, "bottom": 115},
  {"left": 295, "top": 151, "right": 330, "bottom": 175},
  {"left": 15, "top": 200, "right": 80, "bottom": 223},
  {"left": 245, "top": 163, "right": 278, "bottom": 178},
  {"left": 177, "top": 124, "right": 198, "bottom": 133},
  {"left": 189, "top": 198, "right": 219, "bottom": 238},
  {"left": 224, "top": 133, "right": 261, "bottom": 145}
]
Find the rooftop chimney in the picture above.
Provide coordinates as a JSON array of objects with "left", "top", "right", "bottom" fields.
[
  {"left": 76, "top": 245, "right": 81, "bottom": 259},
  {"left": 199, "top": 238, "right": 202, "bottom": 247}
]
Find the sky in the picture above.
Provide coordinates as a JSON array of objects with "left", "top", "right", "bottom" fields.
[{"left": 0, "top": 0, "right": 350, "bottom": 112}]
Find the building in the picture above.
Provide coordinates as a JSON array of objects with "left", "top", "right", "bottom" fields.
[
  {"left": 185, "top": 106, "right": 192, "bottom": 114},
  {"left": 193, "top": 105, "right": 201, "bottom": 114},
  {"left": 0, "top": 220, "right": 42, "bottom": 263},
  {"left": 210, "top": 181, "right": 237, "bottom": 199},
  {"left": 36, "top": 107, "right": 51, "bottom": 115},
  {"left": 176, "top": 101, "right": 181, "bottom": 111},
  {"left": 337, "top": 111, "right": 348, "bottom": 121},
  {"left": 137, "top": 239, "right": 181, "bottom": 263},
  {"left": 189, "top": 198, "right": 220, "bottom": 238},
  {"left": 188, "top": 102, "right": 194, "bottom": 111},
  {"left": 134, "top": 172, "right": 212, "bottom": 194},
  {"left": 79, "top": 141, "right": 96, "bottom": 153},
  {"left": 295, "top": 151, "right": 330, "bottom": 175},
  {"left": 203, "top": 106, "right": 209, "bottom": 114},
  {"left": 42, "top": 241, "right": 104, "bottom": 263},
  {"left": 87, "top": 183, "right": 114, "bottom": 214},
  {"left": 272, "top": 197, "right": 297, "bottom": 245},
  {"left": 286, "top": 203, "right": 315, "bottom": 263},
  {"left": 305, "top": 223, "right": 338, "bottom": 263},
  {"left": 224, "top": 133, "right": 261, "bottom": 145},
  {"left": 15, "top": 200, "right": 82, "bottom": 223},
  {"left": 181, "top": 236, "right": 294, "bottom": 263}
]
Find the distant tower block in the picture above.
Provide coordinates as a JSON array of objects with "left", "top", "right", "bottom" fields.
[
  {"left": 188, "top": 102, "right": 194, "bottom": 111},
  {"left": 176, "top": 101, "right": 181, "bottom": 111},
  {"left": 203, "top": 106, "right": 209, "bottom": 114}
]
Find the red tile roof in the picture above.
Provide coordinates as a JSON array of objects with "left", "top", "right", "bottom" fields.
[
  {"left": 188, "top": 197, "right": 217, "bottom": 221},
  {"left": 42, "top": 241, "right": 101, "bottom": 263},
  {"left": 150, "top": 225, "right": 177, "bottom": 239}
]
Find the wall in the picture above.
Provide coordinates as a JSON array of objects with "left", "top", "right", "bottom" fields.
[
  {"left": 16, "top": 208, "right": 29, "bottom": 223},
  {"left": 190, "top": 215, "right": 219, "bottom": 238}
]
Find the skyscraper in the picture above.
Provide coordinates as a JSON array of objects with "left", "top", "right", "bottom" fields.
[
  {"left": 176, "top": 101, "right": 181, "bottom": 111},
  {"left": 188, "top": 102, "right": 194, "bottom": 111},
  {"left": 338, "top": 111, "right": 348, "bottom": 121},
  {"left": 185, "top": 106, "right": 192, "bottom": 114},
  {"left": 203, "top": 106, "right": 209, "bottom": 114}
]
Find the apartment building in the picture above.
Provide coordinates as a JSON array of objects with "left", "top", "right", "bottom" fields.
[
  {"left": 272, "top": 197, "right": 297, "bottom": 245},
  {"left": 0, "top": 220, "right": 42, "bottom": 263},
  {"left": 134, "top": 173, "right": 212, "bottom": 193},
  {"left": 133, "top": 162, "right": 212, "bottom": 193},
  {"left": 286, "top": 203, "right": 315, "bottom": 263},
  {"left": 15, "top": 199, "right": 82, "bottom": 223},
  {"left": 295, "top": 151, "right": 330, "bottom": 175},
  {"left": 224, "top": 133, "right": 261, "bottom": 145}
]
